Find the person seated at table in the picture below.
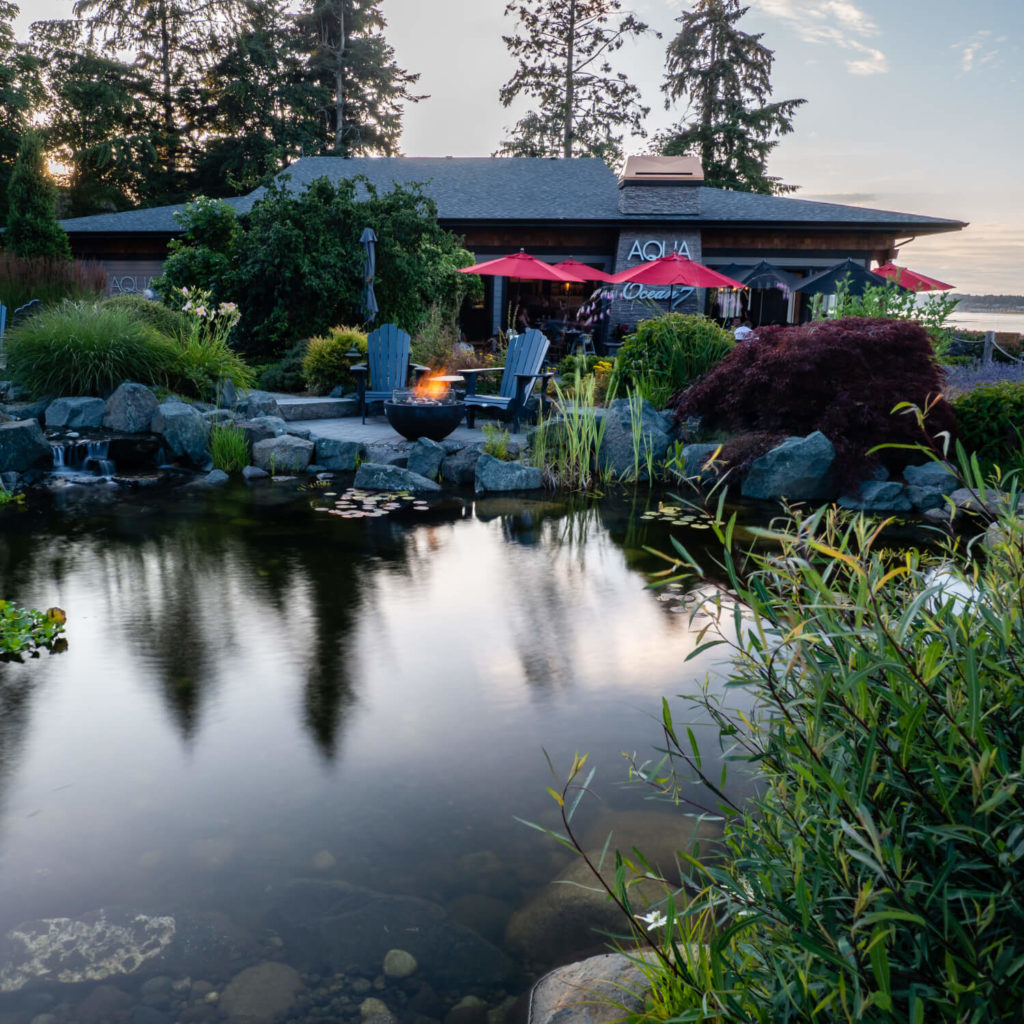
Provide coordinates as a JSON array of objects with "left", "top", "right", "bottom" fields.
[
  {"left": 733, "top": 318, "right": 754, "bottom": 341},
  {"left": 516, "top": 306, "right": 531, "bottom": 332}
]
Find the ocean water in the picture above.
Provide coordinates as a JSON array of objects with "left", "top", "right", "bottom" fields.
[{"left": 947, "top": 311, "right": 1024, "bottom": 334}]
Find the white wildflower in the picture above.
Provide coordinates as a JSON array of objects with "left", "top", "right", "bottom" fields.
[{"left": 636, "top": 909, "right": 668, "bottom": 931}]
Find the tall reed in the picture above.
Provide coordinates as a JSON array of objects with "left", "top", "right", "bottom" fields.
[
  {"left": 0, "top": 254, "right": 106, "bottom": 310},
  {"left": 530, "top": 372, "right": 609, "bottom": 490}
]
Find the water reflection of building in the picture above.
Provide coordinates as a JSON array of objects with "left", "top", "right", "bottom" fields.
[{"left": 60, "top": 155, "right": 965, "bottom": 336}]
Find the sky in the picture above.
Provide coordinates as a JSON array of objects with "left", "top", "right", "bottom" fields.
[{"left": 12, "top": 0, "right": 1024, "bottom": 294}]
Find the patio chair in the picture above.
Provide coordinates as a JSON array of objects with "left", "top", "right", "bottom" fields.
[
  {"left": 462, "top": 329, "right": 553, "bottom": 433},
  {"left": 350, "top": 323, "right": 428, "bottom": 423}
]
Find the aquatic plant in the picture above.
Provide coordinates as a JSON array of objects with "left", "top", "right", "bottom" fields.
[
  {"left": 481, "top": 423, "right": 513, "bottom": 461},
  {"left": 530, "top": 373, "right": 610, "bottom": 490},
  {"left": 208, "top": 423, "right": 249, "bottom": 473},
  {"left": 538, "top": 447, "right": 1024, "bottom": 1023},
  {"left": 0, "top": 601, "right": 66, "bottom": 657}
]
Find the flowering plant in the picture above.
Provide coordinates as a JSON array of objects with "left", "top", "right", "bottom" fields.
[{"left": 170, "top": 286, "right": 253, "bottom": 398}]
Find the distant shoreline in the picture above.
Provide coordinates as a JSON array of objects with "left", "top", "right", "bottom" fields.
[{"left": 947, "top": 310, "right": 1024, "bottom": 334}]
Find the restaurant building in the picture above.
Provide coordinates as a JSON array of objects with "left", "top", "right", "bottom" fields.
[{"left": 60, "top": 155, "right": 966, "bottom": 339}]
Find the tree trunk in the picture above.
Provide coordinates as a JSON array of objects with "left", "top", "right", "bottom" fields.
[
  {"left": 158, "top": 0, "right": 175, "bottom": 176},
  {"left": 563, "top": 0, "right": 576, "bottom": 158},
  {"left": 332, "top": 4, "right": 346, "bottom": 152}
]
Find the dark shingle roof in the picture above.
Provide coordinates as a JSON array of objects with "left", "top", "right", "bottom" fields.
[{"left": 59, "top": 157, "right": 965, "bottom": 234}]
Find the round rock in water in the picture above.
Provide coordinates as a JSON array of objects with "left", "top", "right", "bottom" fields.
[
  {"left": 219, "top": 961, "right": 304, "bottom": 1023},
  {"left": 382, "top": 948, "right": 417, "bottom": 978}
]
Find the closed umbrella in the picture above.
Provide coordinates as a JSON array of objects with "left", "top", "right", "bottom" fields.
[
  {"left": 360, "top": 226, "right": 379, "bottom": 325},
  {"left": 872, "top": 263, "right": 954, "bottom": 292},
  {"left": 796, "top": 258, "right": 910, "bottom": 298}
]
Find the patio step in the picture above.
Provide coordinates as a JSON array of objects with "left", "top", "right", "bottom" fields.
[{"left": 274, "top": 395, "right": 359, "bottom": 421}]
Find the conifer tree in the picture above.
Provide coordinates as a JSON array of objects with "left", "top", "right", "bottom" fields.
[
  {"left": 5, "top": 131, "right": 71, "bottom": 259},
  {"left": 658, "top": 0, "right": 804, "bottom": 195},
  {"left": 0, "top": 1, "right": 43, "bottom": 225},
  {"left": 496, "top": 0, "right": 652, "bottom": 163},
  {"left": 297, "top": 0, "right": 423, "bottom": 156}
]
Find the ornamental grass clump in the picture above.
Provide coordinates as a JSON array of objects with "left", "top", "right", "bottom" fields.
[
  {"left": 610, "top": 313, "right": 734, "bottom": 408},
  {"left": 673, "top": 317, "right": 957, "bottom": 482},
  {"left": 952, "top": 381, "right": 1024, "bottom": 468},
  {"left": 208, "top": 423, "right": 249, "bottom": 473},
  {"left": 544, "top": 463, "right": 1024, "bottom": 1023},
  {"left": 6, "top": 300, "right": 179, "bottom": 397}
]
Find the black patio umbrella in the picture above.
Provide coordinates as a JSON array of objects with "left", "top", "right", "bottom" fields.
[
  {"left": 360, "top": 226, "right": 379, "bottom": 324},
  {"left": 742, "top": 260, "right": 800, "bottom": 290},
  {"left": 796, "top": 258, "right": 909, "bottom": 298}
]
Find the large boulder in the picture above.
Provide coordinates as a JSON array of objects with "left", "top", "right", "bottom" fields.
[
  {"left": 237, "top": 419, "right": 277, "bottom": 450},
  {"left": 1, "top": 398, "right": 50, "bottom": 422},
  {"left": 407, "top": 437, "right": 445, "bottom": 480},
  {"left": 837, "top": 480, "right": 913, "bottom": 512},
  {"left": 475, "top": 453, "right": 542, "bottom": 493},
  {"left": 265, "top": 880, "right": 511, "bottom": 994},
  {"left": 505, "top": 810, "right": 719, "bottom": 964},
  {"left": 242, "top": 390, "right": 280, "bottom": 419},
  {"left": 677, "top": 442, "right": 722, "bottom": 483},
  {"left": 741, "top": 431, "right": 837, "bottom": 501},
  {"left": 0, "top": 419, "right": 51, "bottom": 473},
  {"left": 528, "top": 954, "right": 648, "bottom": 1024},
  {"left": 903, "top": 461, "right": 958, "bottom": 492},
  {"left": 103, "top": 382, "right": 159, "bottom": 433},
  {"left": 597, "top": 398, "right": 674, "bottom": 480},
  {"left": 252, "top": 435, "right": 315, "bottom": 474},
  {"left": 354, "top": 462, "right": 441, "bottom": 492},
  {"left": 441, "top": 447, "right": 481, "bottom": 485},
  {"left": 44, "top": 397, "right": 106, "bottom": 430},
  {"left": 151, "top": 401, "right": 210, "bottom": 465},
  {"left": 315, "top": 438, "right": 363, "bottom": 472}
]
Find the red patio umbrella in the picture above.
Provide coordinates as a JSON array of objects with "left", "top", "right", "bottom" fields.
[
  {"left": 610, "top": 252, "right": 747, "bottom": 290},
  {"left": 552, "top": 258, "right": 616, "bottom": 283},
  {"left": 872, "top": 263, "right": 954, "bottom": 292},
  {"left": 458, "top": 250, "right": 583, "bottom": 282}
]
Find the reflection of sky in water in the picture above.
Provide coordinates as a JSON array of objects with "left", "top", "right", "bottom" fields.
[{"left": 0, "top": 493, "right": 755, "bottom": 963}]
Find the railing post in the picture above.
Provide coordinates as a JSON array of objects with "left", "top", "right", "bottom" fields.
[{"left": 983, "top": 331, "right": 995, "bottom": 364}]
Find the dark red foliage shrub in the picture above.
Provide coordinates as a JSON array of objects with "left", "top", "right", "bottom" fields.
[{"left": 671, "top": 318, "right": 957, "bottom": 480}]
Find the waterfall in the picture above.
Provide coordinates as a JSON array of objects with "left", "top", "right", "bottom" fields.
[
  {"left": 49, "top": 438, "right": 116, "bottom": 477},
  {"left": 51, "top": 443, "right": 67, "bottom": 469},
  {"left": 85, "top": 440, "right": 116, "bottom": 476}
]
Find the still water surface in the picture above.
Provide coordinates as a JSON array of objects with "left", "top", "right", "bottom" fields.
[{"left": 0, "top": 485, "right": 748, "bottom": 1019}]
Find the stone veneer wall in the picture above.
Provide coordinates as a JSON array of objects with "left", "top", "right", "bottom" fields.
[{"left": 607, "top": 227, "right": 703, "bottom": 332}]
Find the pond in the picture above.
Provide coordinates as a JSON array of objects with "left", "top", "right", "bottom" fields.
[{"left": 0, "top": 483, "right": 757, "bottom": 1024}]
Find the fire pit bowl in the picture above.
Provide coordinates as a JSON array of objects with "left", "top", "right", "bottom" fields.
[{"left": 384, "top": 400, "right": 466, "bottom": 442}]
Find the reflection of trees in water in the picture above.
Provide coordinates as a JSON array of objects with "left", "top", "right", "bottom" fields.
[
  {"left": 0, "top": 679, "right": 34, "bottom": 848},
  {"left": 0, "top": 493, "right": 426, "bottom": 762}
]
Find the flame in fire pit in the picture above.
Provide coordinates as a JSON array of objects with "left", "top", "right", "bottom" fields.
[{"left": 409, "top": 374, "right": 451, "bottom": 404}]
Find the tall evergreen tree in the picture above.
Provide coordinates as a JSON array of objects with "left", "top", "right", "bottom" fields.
[
  {"left": 191, "top": 0, "right": 324, "bottom": 195},
  {"left": 5, "top": 130, "right": 71, "bottom": 259},
  {"left": 0, "top": 1, "right": 43, "bottom": 226},
  {"left": 297, "top": 0, "right": 423, "bottom": 156},
  {"left": 31, "top": 18, "right": 161, "bottom": 214},
  {"left": 658, "top": 0, "right": 804, "bottom": 195},
  {"left": 68, "top": 0, "right": 250, "bottom": 200},
  {"left": 495, "top": 0, "right": 652, "bottom": 163}
]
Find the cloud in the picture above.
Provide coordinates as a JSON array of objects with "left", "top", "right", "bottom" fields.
[
  {"left": 750, "top": 0, "right": 888, "bottom": 75},
  {"left": 954, "top": 30, "right": 997, "bottom": 73}
]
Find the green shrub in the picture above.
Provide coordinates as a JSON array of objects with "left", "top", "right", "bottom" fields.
[
  {"left": 6, "top": 300, "right": 179, "bottom": 397},
  {"left": 208, "top": 422, "right": 249, "bottom": 473},
  {"left": 481, "top": 423, "right": 512, "bottom": 461},
  {"left": 103, "top": 294, "right": 189, "bottom": 338},
  {"left": 953, "top": 381, "right": 1024, "bottom": 465},
  {"left": 258, "top": 340, "right": 310, "bottom": 393},
  {"left": 411, "top": 303, "right": 462, "bottom": 368},
  {"left": 302, "top": 326, "right": 367, "bottom": 394},
  {"left": 548, "top": 476, "right": 1024, "bottom": 1023},
  {"left": 610, "top": 313, "right": 734, "bottom": 407},
  {"left": 0, "top": 254, "right": 107, "bottom": 309},
  {"left": 556, "top": 352, "right": 601, "bottom": 380}
]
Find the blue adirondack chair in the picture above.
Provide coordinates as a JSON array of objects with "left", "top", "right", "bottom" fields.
[
  {"left": 351, "top": 324, "right": 427, "bottom": 422},
  {"left": 462, "top": 329, "right": 553, "bottom": 433}
]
